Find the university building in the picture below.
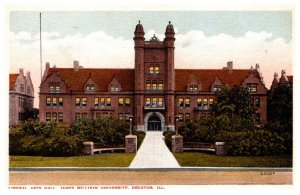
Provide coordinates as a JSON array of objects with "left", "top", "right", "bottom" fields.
[
  {"left": 9, "top": 69, "right": 34, "bottom": 126},
  {"left": 39, "top": 22, "right": 267, "bottom": 131}
]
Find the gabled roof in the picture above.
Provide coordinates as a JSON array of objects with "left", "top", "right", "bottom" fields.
[
  {"left": 9, "top": 74, "right": 19, "bottom": 90},
  {"left": 45, "top": 67, "right": 257, "bottom": 92},
  {"left": 46, "top": 68, "right": 135, "bottom": 92},
  {"left": 175, "top": 69, "right": 254, "bottom": 92}
]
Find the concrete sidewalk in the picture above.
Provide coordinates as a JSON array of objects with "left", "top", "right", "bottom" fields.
[{"left": 129, "top": 131, "right": 180, "bottom": 168}]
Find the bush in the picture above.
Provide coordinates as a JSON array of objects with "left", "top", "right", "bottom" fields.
[
  {"left": 132, "top": 131, "right": 146, "bottom": 149},
  {"left": 9, "top": 120, "right": 79, "bottom": 156},
  {"left": 9, "top": 118, "right": 138, "bottom": 157},
  {"left": 213, "top": 129, "right": 286, "bottom": 155}
]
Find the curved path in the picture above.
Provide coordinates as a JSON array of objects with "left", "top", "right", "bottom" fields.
[{"left": 129, "top": 131, "right": 180, "bottom": 168}]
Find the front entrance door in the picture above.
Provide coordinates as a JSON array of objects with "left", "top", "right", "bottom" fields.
[{"left": 147, "top": 115, "right": 161, "bottom": 131}]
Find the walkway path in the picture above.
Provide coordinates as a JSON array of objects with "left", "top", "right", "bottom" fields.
[{"left": 129, "top": 131, "right": 180, "bottom": 168}]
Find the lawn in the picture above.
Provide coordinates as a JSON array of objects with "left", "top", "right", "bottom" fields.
[
  {"left": 174, "top": 152, "right": 292, "bottom": 167},
  {"left": 10, "top": 153, "right": 135, "bottom": 167}
]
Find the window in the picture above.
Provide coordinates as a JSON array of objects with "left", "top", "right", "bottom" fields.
[
  {"left": 52, "top": 97, "right": 57, "bottom": 107},
  {"left": 82, "top": 113, "right": 88, "bottom": 118},
  {"left": 52, "top": 112, "right": 57, "bottom": 122},
  {"left": 185, "top": 113, "right": 190, "bottom": 122},
  {"left": 125, "top": 98, "right": 131, "bottom": 106},
  {"left": 203, "top": 98, "right": 208, "bottom": 108},
  {"left": 146, "top": 98, "right": 151, "bottom": 107},
  {"left": 75, "top": 98, "right": 80, "bottom": 107},
  {"left": 86, "top": 84, "right": 95, "bottom": 92},
  {"left": 96, "top": 113, "right": 101, "bottom": 118},
  {"left": 150, "top": 66, "right": 154, "bottom": 74},
  {"left": 46, "top": 97, "right": 51, "bottom": 107},
  {"left": 106, "top": 98, "right": 111, "bottom": 106},
  {"left": 152, "top": 97, "right": 157, "bottom": 107},
  {"left": 178, "top": 98, "right": 184, "bottom": 107},
  {"left": 255, "top": 98, "right": 260, "bottom": 107},
  {"left": 111, "top": 84, "right": 120, "bottom": 92},
  {"left": 189, "top": 85, "right": 198, "bottom": 92},
  {"left": 59, "top": 98, "right": 63, "bottom": 107},
  {"left": 158, "top": 98, "right": 163, "bottom": 107},
  {"left": 125, "top": 113, "right": 130, "bottom": 121},
  {"left": 197, "top": 98, "right": 202, "bottom": 107},
  {"left": 152, "top": 82, "right": 157, "bottom": 90},
  {"left": 146, "top": 81, "right": 151, "bottom": 90},
  {"left": 185, "top": 98, "right": 190, "bottom": 107},
  {"left": 118, "top": 113, "right": 124, "bottom": 120},
  {"left": 213, "top": 85, "right": 222, "bottom": 92},
  {"left": 178, "top": 113, "right": 184, "bottom": 122},
  {"left": 20, "top": 84, "right": 25, "bottom": 93},
  {"left": 82, "top": 98, "right": 88, "bottom": 107},
  {"left": 150, "top": 65, "right": 160, "bottom": 74},
  {"left": 100, "top": 97, "right": 105, "bottom": 106},
  {"left": 94, "top": 97, "right": 99, "bottom": 107},
  {"left": 247, "top": 84, "right": 257, "bottom": 93},
  {"left": 154, "top": 66, "right": 160, "bottom": 74},
  {"left": 27, "top": 87, "right": 31, "bottom": 95},
  {"left": 118, "top": 97, "right": 124, "bottom": 106},
  {"left": 49, "top": 83, "right": 60, "bottom": 93},
  {"left": 158, "top": 81, "right": 163, "bottom": 90},
  {"left": 46, "top": 112, "right": 51, "bottom": 122},
  {"left": 209, "top": 98, "right": 214, "bottom": 107},
  {"left": 255, "top": 113, "right": 260, "bottom": 123},
  {"left": 58, "top": 112, "right": 63, "bottom": 122},
  {"left": 75, "top": 113, "right": 80, "bottom": 120}
]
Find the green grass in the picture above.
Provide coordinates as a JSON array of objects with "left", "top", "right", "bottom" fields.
[
  {"left": 10, "top": 154, "right": 135, "bottom": 167},
  {"left": 174, "top": 152, "right": 292, "bottom": 167}
]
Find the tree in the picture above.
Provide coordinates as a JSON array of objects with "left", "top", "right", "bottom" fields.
[
  {"left": 212, "top": 86, "right": 256, "bottom": 131},
  {"left": 268, "top": 84, "right": 293, "bottom": 134}
]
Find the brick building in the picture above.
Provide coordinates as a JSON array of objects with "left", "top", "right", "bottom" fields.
[
  {"left": 270, "top": 69, "right": 293, "bottom": 96},
  {"left": 39, "top": 21, "right": 268, "bottom": 131},
  {"left": 9, "top": 68, "right": 34, "bottom": 126}
]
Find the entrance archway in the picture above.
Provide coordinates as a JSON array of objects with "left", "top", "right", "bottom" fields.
[
  {"left": 144, "top": 112, "right": 165, "bottom": 131},
  {"left": 147, "top": 115, "right": 161, "bottom": 131}
]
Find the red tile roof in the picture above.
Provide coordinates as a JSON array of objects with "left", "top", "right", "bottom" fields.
[
  {"left": 47, "top": 68, "right": 135, "bottom": 92},
  {"left": 46, "top": 68, "right": 254, "bottom": 92},
  {"left": 9, "top": 74, "right": 19, "bottom": 90},
  {"left": 175, "top": 69, "right": 253, "bottom": 92}
]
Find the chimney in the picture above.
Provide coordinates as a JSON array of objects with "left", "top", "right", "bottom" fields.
[
  {"left": 46, "top": 62, "right": 50, "bottom": 69},
  {"left": 227, "top": 61, "right": 233, "bottom": 70},
  {"left": 19, "top": 68, "right": 24, "bottom": 75},
  {"left": 281, "top": 69, "right": 286, "bottom": 77},
  {"left": 274, "top": 72, "right": 278, "bottom": 79},
  {"left": 26, "top": 71, "right": 31, "bottom": 78},
  {"left": 74, "top": 60, "right": 80, "bottom": 72}
]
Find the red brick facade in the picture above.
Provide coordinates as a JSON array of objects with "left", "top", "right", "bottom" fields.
[{"left": 39, "top": 22, "right": 268, "bottom": 130}]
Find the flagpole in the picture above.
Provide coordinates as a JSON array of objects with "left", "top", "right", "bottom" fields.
[{"left": 40, "top": 12, "right": 42, "bottom": 81}]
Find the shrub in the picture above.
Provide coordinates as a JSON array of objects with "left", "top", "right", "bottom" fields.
[{"left": 213, "top": 129, "right": 286, "bottom": 155}]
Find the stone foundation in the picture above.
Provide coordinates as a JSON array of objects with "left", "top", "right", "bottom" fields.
[{"left": 215, "top": 142, "right": 227, "bottom": 156}]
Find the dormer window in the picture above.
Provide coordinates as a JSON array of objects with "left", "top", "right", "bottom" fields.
[
  {"left": 213, "top": 85, "right": 222, "bottom": 92},
  {"left": 111, "top": 84, "right": 120, "bottom": 92},
  {"left": 85, "top": 84, "right": 95, "bottom": 92},
  {"left": 49, "top": 82, "right": 60, "bottom": 93},
  {"left": 189, "top": 85, "right": 198, "bottom": 92},
  {"left": 247, "top": 83, "right": 257, "bottom": 93}
]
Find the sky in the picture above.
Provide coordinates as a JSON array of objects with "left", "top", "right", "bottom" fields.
[{"left": 9, "top": 11, "right": 293, "bottom": 108}]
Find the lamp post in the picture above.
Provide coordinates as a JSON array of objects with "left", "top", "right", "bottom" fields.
[
  {"left": 129, "top": 115, "right": 134, "bottom": 135},
  {"left": 174, "top": 115, "right": 180, "bottom": 136}
]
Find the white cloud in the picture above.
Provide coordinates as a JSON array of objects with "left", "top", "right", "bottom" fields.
[{"left": 9, "top": 30, "right": 292, "bottom": 108}]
